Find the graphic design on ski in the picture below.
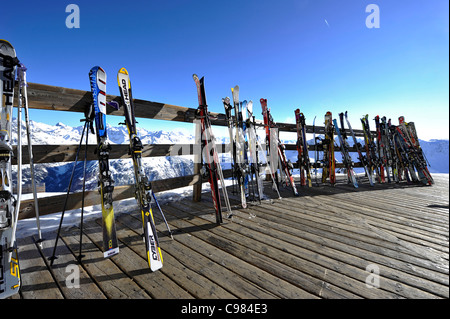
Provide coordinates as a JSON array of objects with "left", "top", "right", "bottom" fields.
[{"left": 89, "top": 66, "right": 119, "bottom": 258}]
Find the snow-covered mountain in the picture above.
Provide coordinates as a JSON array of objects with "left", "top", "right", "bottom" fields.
[
  {"left": 11, "top": 119, "right": 197, "bottom": 192},
  {"left": 280, "top": 136, "right": 448, "bottom": 174},
  {"left": 10, "top": 119, "right": 449, "bottom": 193}
]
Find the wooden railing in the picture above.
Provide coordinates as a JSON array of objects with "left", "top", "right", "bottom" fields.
[{"left": 16, "top": 82, "right": 373, "bottom": 220}]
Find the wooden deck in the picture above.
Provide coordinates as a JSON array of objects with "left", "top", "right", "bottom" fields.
[{"left": 12, "top": 174, "right": 449, "bottom": 299}]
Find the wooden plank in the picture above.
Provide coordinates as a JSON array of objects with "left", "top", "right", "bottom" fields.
[
  {"left": 35, "top": 232, "right": 107, "bottom": 299},
  {"left": 166, "top": 200, "right": 363, "bottom": 299},
  {"left": 19, "top": 82, "right": 199, "bottom": 123},
  {"left": 13, "top": 143, "right": 230, "bottom": 165},
  {"left": 16, "top": 82, "right": 372, "bottom": 136},
  {"left": 60, "top": 225, "right": 152, "bottom": 299},
  {"left": 116, "top": 214, "right": 245, "bottom": 299},
  {"left": 240, "top": 195, "right": 448, "bottom": 297},
  {"left": 17, "top": 236, "right": 64, "bottom": 299},
  {"left": 88, "top": 217, "right": 194, "bottom": 299},
  {"left": 159, "top": 203, "right": 319, "bottom": 298},
  {"left": 218, "top": 191, "right": 447, "bottom": 298}
]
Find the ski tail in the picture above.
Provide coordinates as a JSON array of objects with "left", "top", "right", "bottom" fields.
[{"left": 142, "top": 206, "right": 163, "bottom": 272}]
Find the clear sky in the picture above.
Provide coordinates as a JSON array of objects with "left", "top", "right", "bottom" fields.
[{"left": 2, "top": 0, "right": 449, "bottom": 140}]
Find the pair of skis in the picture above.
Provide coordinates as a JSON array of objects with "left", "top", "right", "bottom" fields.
[
  {"left": 231, "top": 87, "right": 248, "bottom": 208},
  {"left": 321, "top": 112, "right": 336, "bottom": 186},
  {"left": 193, "top": 75, "right": 232, "bottom": 223},
  {"left": 294, "top": 109, "right": 312, "bottom": 187},
  {"left": 223, "top": 92, "right": 265, "bottom": 206},
  {"left": 261, "top": 99, "right": 298, "bottom": 196},
  {"left": 118, "top": 68, "right": 173, "bottom": 271},
  {"left": 333, "top": 114, "right": 358, "bottom": 188},
  {"left": 394, "top": 116, "right": 433, "bottom": 185}
]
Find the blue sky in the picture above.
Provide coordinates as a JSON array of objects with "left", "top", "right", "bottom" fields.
[{"left": 2, "top": 0, "right": 449, "bottom": 140}]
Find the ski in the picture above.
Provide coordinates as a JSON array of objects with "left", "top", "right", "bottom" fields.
[
  {"left": 344, "top": 112, "right": 374, "bottom": 186},
  {"left": 334, "top": 117, "right": 358, "bottom": 188},
  {"left": 323, "top": 111, "right": 336, "bottom": 186},
  {"left": 385, "top": 118, "right": 399, "bottom": 183},
  {"left": 89, "top": 66, "right": 119, "bottom": 258},
  {"left": 396, "top": 116, "right": 433, "bottom": 185},
  {"left": 231, "top": 86, "right": 247, "bottom": 208},
  {"left": 193, "top": 74, "right": 232, "bottom": 222},
  {"left": 312, "top": 116, "right": 319, "bottom": 185},
  {"left": 390, "top": 120, "right": 415, "bottom": 183},
  {"left": 380, "top": 116, "right": 394, "bottom": 183},
  {"left": 261, "top": 99, "right": 298, "bottom": 196},
  {"left": 361, "top": 114, "right": 380, "bottom": 183},
  {"left": 294, "top": 109, "right": 312, "bottom": 187},
  {"left": 241, "top": 100, "right": 250, "bottom": 199},
  {"left": 118, "top": 68, "right": 171, "bottom": 271},
  {"left": 374, "top": 115, "right": 386, "bottom": 183},
  {"left": 0, "top": 39, "right": 21, "bottom": 299},
  {"left": 222, "top": 97, "right": 238, "bottom": 196},
  {"left": 246, "top": 100, "right": 264, "bottom": 200}
]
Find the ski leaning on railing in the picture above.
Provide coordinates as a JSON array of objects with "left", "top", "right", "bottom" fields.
[
  {"left": 294, "top": 109, "right": 312, "bottom": 187},
  {"left": 333, "top": 116, "right": 358, "bottom": 188},
  {"left": 395, "top": 116, "right": 434, "bottom": 185},
  {"left": 361, "top": 114, "right": 381, "bottom": 183},
  {"left": 374, "top": 115, "right": 387, "bottom": 183},
  {"left": 89, "top": 66, "right": 120, "bottom": 258},
  {"left": 261, "top": 99, "right": 298, "bottom": 196},
  {"left": 322, "top": 111, "right": 336, "bottom": 186},
  {"left": 118, "top": 68, "right": 172, "bottom": 271},
  {"left": 193, "top": 74, "right": 232, "bottom": 222},
  {"left": 231, "top": 86, "right": 248, "bottom": 208},
  {"left": 0, "top": 39, "right": 21, "bottom": 299},
  {"left": 246, "top": 100, "right": 264, "bottom": 201},
  {"left": 344, "top": 112, "right": 374, "bottom": 186}
]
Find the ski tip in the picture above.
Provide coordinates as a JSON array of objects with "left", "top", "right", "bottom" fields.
[
  {"left": 192, "top": 73, "right": 199, "bottom": 81},
  {"left": 0, "top": 39, "right": 15, "bottom": 53},
  {"left": 0, "top": 39, "right": 13, "bottom": 46},
  {"left": 118, "top": 67, "right": 129, "bottom": 75}
]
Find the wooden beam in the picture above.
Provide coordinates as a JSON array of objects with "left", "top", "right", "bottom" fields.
[
  {"left": 19, "top": 169, "right": 233, "bottom": 220},
  {"left": 12, "top": 143, "right": 229, "bottom": 165},
  {"left": 17, "top": 82, "right": 371, "bottom": 136}
]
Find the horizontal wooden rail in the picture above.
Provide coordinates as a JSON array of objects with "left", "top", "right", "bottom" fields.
[
  {"left": 13, "top": 143, "right": 361, "bottom": 165},
  {"left": 16, "top": 82, "right": 372, "bottom": 136},
  {"left": 18, "top": 169, "right": 233, "bottom": 220}
]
